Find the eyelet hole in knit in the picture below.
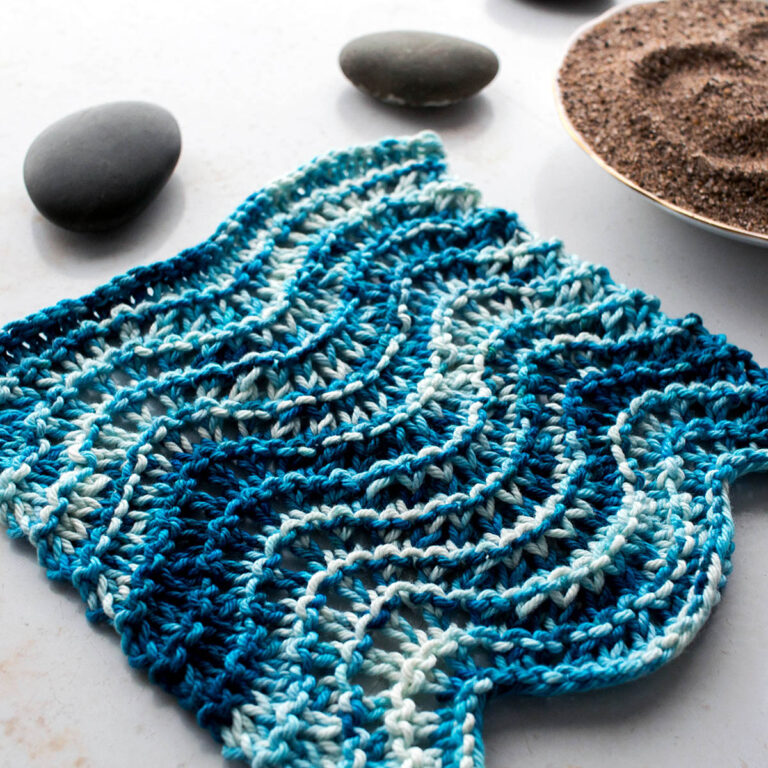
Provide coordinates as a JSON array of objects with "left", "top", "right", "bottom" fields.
[
  {"left": 351, "top": 670, "right": 390, "bottom": 698},
  {"left": 279, "top": 548, "right": 308, "bottom": 573}
]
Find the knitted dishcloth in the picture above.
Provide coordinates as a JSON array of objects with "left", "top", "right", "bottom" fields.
[{"left": 2, "top": 132, "right": 767, "bottom": 768}]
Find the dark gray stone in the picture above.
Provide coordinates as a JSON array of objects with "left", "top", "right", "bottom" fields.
[
  {"left": 23, "top": 101, "right": 181, "bottom": 232},
  {"left": 339, "top": 31, "right": 499, "bottom": 107}
]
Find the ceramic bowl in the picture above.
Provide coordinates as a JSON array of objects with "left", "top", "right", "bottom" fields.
[{"left": 554, "top": 3, "right": 768, "bottom": 248}]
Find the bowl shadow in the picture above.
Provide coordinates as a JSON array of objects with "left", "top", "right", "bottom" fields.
[{"left": 485, "top": 0, "right": 614, "bottom": 37}]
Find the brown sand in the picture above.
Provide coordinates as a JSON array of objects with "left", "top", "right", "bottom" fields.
[{"left": 558, "top": 0, "right": 768, "bottom": 235}]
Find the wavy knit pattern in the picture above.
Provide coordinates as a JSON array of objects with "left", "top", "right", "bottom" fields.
[{"left": 2, "top": 132, "right": 768, "bottom": 768}]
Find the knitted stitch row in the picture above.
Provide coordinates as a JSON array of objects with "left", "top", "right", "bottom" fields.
[{"left": 1, "top": 132, "right": 767, "bottom": 768}]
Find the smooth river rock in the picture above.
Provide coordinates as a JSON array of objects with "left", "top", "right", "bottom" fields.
[
  {"left": 339, "top": 31, "right": 499, "bottom": 107},
  {"left": 23, "top": 101, "right": 181, "bottom": 232}
]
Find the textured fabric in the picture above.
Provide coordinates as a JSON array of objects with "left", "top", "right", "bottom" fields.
[{"left": 2, "top": 132, "right": 768, "bottom": 768}]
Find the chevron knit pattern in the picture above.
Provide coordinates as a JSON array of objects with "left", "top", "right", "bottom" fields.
[{"left": 1, "top": 132, "right": 768, "bottom": 768}]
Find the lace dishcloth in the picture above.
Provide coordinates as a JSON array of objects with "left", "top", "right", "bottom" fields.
[{"left": 2, "top": 132, "right": 767, "bottom": 768}]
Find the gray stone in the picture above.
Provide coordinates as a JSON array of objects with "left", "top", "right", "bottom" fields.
[
  {"left": 339, "top": 31, "right": 499, "bottom": 107},
  {"left": 23, "top": 101, "right": 181, "bottom": 232}
]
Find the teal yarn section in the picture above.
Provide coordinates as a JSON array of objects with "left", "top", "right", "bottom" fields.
[{"left": 2, "top": 132, "right": 768, "bottom": 768}]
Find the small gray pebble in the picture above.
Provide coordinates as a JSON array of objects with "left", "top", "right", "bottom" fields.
[
  {"left": 339, "top": 30, "right": 499, "bottom": 107},
  {"left": 23, "top": 101, "right": 181, "bottom": 233}
]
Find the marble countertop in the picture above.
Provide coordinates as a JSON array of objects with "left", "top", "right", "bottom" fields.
[{"left": 1, "top": 1, "right": 767, "bottom": 766}]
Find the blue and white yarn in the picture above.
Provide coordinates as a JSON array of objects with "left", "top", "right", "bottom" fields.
[{"left": 1, "top": 131, "right": 767, "bottom": 768}]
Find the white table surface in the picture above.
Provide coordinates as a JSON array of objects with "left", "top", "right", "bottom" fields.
[{"left": 2, "top": 1, "right": 768, "bottom": 766}]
